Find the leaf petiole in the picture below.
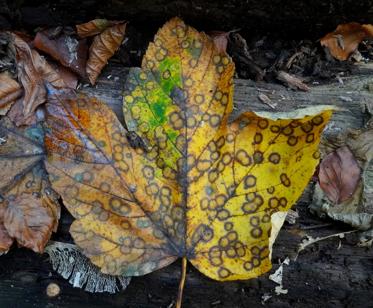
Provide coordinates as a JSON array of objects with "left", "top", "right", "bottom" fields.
[{"left": 176, "top": 257, "right": 187, "bottom": 308}]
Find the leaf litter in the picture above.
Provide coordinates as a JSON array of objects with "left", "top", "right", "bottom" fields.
[
  {"left": 0, "top": 15, "right": 370, "bottom": 304},
  {"left": 311, "top": 116, "right": 373, "bottom": 243},
  {"left": 0, "top": 117, "right": 60, "bottom": 253},
  {"left": 43, "top": 17, "right": 332, "bottom": 305}
]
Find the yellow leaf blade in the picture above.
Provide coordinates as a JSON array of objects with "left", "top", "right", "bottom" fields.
[{"left": 188, "top": 109, "right": 333, "bottom": 280}]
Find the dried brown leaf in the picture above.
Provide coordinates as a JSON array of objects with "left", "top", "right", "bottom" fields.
[
  {"left": 320, "top": 22, "right": 373, "bottom": 61},
  {"left": 0, "top": 72, "right": 22, "bottom": 115},
  {"left": 318, "top": 146, "right": 361, "bottom": 204},
  {"left": 0, "top": 117, "right": 60, "bottom": 253},
  {"left": 76, "top": 19, "right": 123, "bottom": 38},
  {"left": 4, "top": 194, "right": 55, "bottom": 252},
  {"left": 209, "top": 31, "right": 229, "bottom": 53},
  {"left": 86, "top": 23, "right": 127, "bottom": 85},
  {"left": 53, "top": 65, "right": 78, "bottom": 89},
  {"left": 0, "top": 203, "right": 13, "bottom": 253},
  {"left": 8, "top": 33, "right": 75, "bottom": 126},
  {"left": 34, "top": 30, "right": 87, "bottom": 77}
]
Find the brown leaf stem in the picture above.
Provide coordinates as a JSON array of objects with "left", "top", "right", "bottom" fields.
[{"left": 176, "top": 257, "right": 187, "bottom": 308}]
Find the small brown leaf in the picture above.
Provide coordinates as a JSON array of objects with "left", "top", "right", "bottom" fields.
[
  {"left": 34, "top": 30, "right": 88, "bottom": 77},
  {"left": 86, "top": 23, "right": 127, "bottom": 85},
  {"left": 320, "top": 22, "right": 373, "bottom": 61},
  {"left": 8, "top": 33, "right": 76, "bottom": 126},
  {"left": 76, "top": 19, "right": 123, "bottom": 38},
  {"left": 0, "top": 203, "right": 13, "bottom": 253},
  {"left": 0, "top": 72, "right": 22, "bottom": 115},
  {"left": 209, "top": 31, "right": 229, "bottom": 53},
  {"left": 49, "top": 63, "right": 78, "bottom": 89},
  {"left": 0, "top": 117, "right": 60, "bottom": 253},
  {"left": 318, "top": 146, "right": 361, "bottom": 204},
  {"left": 4, "top": 194, "right": 55, "bottom": 253}
]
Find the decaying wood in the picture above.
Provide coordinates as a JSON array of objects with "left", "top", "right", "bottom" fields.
[
  {"left": 82, "top": 62, "right": 373, "bottom": 136},
  {"left": 0, "top": 62, "right": 372, "bottom": 307}
]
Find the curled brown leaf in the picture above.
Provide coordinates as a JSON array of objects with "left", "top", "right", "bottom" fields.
[
  {"left": 4, "top": 194, "right": 55, "bottom": 253},
  {"left": 86, "top": 22, "right": 127, "bottom": 85},
  {"left": 8, "top": 33, "right": 76, "bottom": 126},
  {"left": 209, "top": 31, "right": 229, "bottom": 53},
  {"left": 0, "top": 72, "right": 22, "bottom": 115},
  {"left": 318, "top": 146, "right": 361, "bottom": 204},
  {"left": 0, "top": 203, "right": 13, "bottom": 253},
  {"left": 320, "top": 22, "right": 373, "bottom": 61},
  {"left": 34, "top": 30, "right": 87, "bottom": 77},
  {"left": 76, "top": 19, "right": 123, "bottom": 38}
]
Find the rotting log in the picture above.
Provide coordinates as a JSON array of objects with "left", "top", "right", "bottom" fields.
[
  {"left": 83, "top": 62, "right": 373, "bottom": 134},
  {"left": 3, "top": 0, "right": 373, "bottom": 39},
  {"left": 0, "top": 62, "right": 372, "bottom": 308}
]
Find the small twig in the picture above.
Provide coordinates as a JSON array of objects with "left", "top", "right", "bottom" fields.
[
  {"left": 300, "top": 223, "right": 333, "bottom": 230},
  {"left": 295, "top": 230, "right": 357, "bottom": 260},
  {"left": 258, "top": 93, "right": 277, "bottom": 109},
  {"left": 285, "top": 51, "right": 303, "bottom": 70},
  {"left": 277, "top": 70, "right": 310, "bottom": 91}
]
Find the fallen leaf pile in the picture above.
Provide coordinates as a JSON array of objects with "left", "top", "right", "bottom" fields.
[
  {"left": 0, "top": 19, "right": 127, "bottom": 126},
  {"left": 43, "top": 18, "right": 332, "bottom": 305},
  {"left": 8, "top": 33, "right": 76, "bottom": 126},
  {"left": 0, "top": 18, "right": 127, "bottom": 256},
  {"left": 320, "top": 22, "right": 373, "bottom": 61},
  {"left": 0, "top": 16, "right": 343, "bottom": 302}
]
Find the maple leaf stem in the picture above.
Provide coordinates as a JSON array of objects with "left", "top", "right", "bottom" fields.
[{"left": 176, "top": 257, "right": 187, "bottom": 308}]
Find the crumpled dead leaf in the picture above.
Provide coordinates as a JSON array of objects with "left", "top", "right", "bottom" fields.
[
  {"left": 209, "top": 31, "right": 230, "bottom": 53},
  {"left": 34, "top": 29, "right": 87, "bottom": 77},
  {"left": 76, "top": 19, "right": 123, "bottom": 38},
  {"left": 311, "top": 118, "right": 373, "bottom": 233},
  {"left": 0, "top": 117, "right": 60, "bottom": 253},
  {"left": 0, "top": 204, "right": 12, "bottom": 253},
  {"left": 8, "top": 33, "right": 76, "bottom": 126},
  {"left": 86, "top": 22, "right": 126, "bottom": 85},
  {"left": 320, "top": 22, "right": 373, "bottom": 61},
  {"left": 318, "top": 146, "right": 361, "bottom": 204},
  {"left": 0, "top": 72, "right": 22, "bottom": 115}
]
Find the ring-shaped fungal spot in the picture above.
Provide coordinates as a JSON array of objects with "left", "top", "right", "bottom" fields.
[
  {"left": 312, "top": 115, "right": 324, "bottom": 126},
  {"left": 280, "top": 173, "right": 291, "bottom": 187},
  {"left": 253, "top": 151, "right": 264, "bottom": 164},
  {"left": 244, "top": 175, "right": 257, "bottom": 189},
  {"left": 268, "top": 152, "right": 281, "bottom": 164},
  {"left": 306, "top": 133, "right": 315, "bottom": 143},
  {"left": 253, "top": 132, "right": 263, "bottom": 144},
  {"left": 236, "top": 149, "right": 251, "bottom": 166},
  {"left": 258, "top": 119, "right": 269, "bottom": 129},
  {"left": 287, "top": 136, "right": 298, "bottom": 146},
  {"left": 282, "top": 126, "right": 293, "bottom": 136}
]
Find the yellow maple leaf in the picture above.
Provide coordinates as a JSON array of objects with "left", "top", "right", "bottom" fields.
[{"left": 44, "top": 17, "right": 333, "bottom": 305}]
